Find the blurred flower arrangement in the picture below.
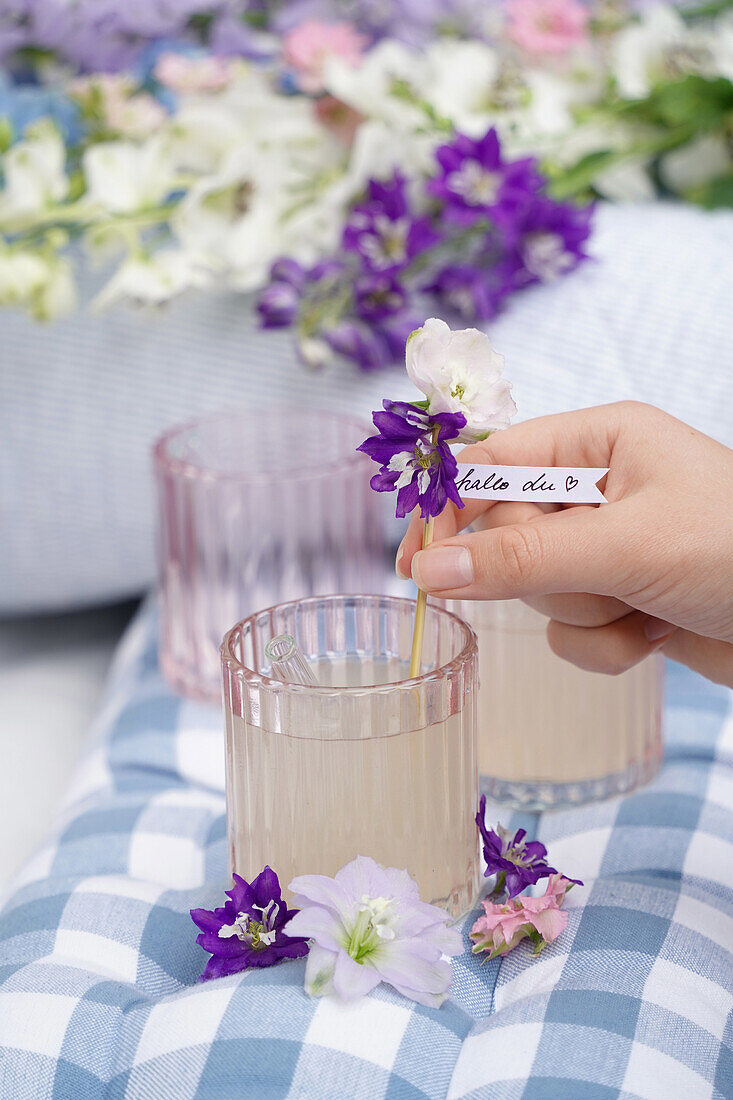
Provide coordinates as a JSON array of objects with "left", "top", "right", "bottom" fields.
[{"left": 0, "top": 0, "right": 731, "bottom": 351}]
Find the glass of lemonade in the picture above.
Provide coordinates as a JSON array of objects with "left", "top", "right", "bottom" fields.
[
  {"left": 446, "top": 598, "right": 664, "bottom": 809},
  {"left": 221, "top": 594, "right": 480, "bottom": 918}
]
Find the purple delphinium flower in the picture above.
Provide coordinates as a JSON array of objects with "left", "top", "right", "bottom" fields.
[
  {"left": 358, "top": 399, "right": 466, "bottom": 519},
  {"left": 476, "top": 795, "right": 583, "bottom": 898},
  {"left": 354, "top": 272, "right": 407, "bottom": 321},
  {"left": 428, "top": 128, "right": 543, "bottom": 226},
  {"left": 324, "top": 321, "right": 391, "bottom": 371},
  {"left": 343, "top": 173, "right": 440, "bottom": 275},
  {"left": 190, "top": 866, "right": 309, "bottom": 981},
  {"left": 426, "top": 263, "right": 510, "bottom": 322},
  {"left": 283, "top": 855, "right": 463, "bottom": 1008},
  {"left": 503, "top": 195, "right": 594, "bottom": 288},
  {"left": 257, "top": 280, "right": 301, "bottom": 327},
  {"left": 269, "top": 256, "right": 307, "bottom": 290}
]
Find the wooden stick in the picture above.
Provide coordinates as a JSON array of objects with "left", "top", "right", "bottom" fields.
[{"left": 409, "top": 512, "right": 435, "bottom": 678}]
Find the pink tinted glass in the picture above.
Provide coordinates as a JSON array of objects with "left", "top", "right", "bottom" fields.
[{"left": 154, "top": 408, "right": 387, "bottom": 701}]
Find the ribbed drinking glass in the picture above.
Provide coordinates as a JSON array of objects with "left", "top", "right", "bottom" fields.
[
  {"left": 221, "top": 594, "right": 480, "bottom": 918},
  {"left": 154, "top": 408, "right": 387, "bottom": 701},
  {"left": 446, "top": 598, "right": 664, "bottom": 809}
]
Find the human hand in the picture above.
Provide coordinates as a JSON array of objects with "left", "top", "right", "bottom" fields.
[{"left": 397, "top": 402, "right": 733, "bottom": 687}]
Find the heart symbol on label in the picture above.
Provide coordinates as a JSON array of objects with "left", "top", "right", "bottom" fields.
[{"left": 565, "top": 476, "right": 579, "bottom": 492}]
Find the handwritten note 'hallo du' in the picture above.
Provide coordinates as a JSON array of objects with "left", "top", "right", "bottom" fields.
[{"left": 455, "top": 465, "right": 609, "bottom": 504}]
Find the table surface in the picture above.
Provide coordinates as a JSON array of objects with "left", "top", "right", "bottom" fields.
[{"left": 0, "top": 599, "right": 731, "bottom": 1100}]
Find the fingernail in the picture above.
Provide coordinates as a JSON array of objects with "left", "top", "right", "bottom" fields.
[
  {"left": 644, "top": 616, "right": 676, "bottom": 643},
  {"left": 395, "top": 548, "right": 409, "bottom": 580},
  {"left": 412, "top": 546, "right": 473, "bottom": 591}
]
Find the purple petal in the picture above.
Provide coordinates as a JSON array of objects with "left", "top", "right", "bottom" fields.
[
  {"left": 198, "top": 953, "right": 248, "bottom": 982},
  {"left": 225, "top": 874, "right": 254, "bottom": 913},
  {"left": 250, "top": 865, "right": 282, "bottom": 911},
  {"left": 195, "top": 931, "right": 247, "bottom": 958},
  {"left": 190, "top": 907, "right": 225, "bottom": 935}
]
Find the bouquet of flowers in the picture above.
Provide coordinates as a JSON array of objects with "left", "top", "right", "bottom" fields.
[{"left": 0, "top": 0, "right": 730, "bottom": 348}]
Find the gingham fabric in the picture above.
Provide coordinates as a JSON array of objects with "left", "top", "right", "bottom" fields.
[
  {"left": 3, "top": 200, "right": 733, "bottom": 613},
  {"left": 0, "top": 600, "right": 732, "bottom": 1100}
]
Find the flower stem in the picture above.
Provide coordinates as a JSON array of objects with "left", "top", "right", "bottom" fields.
[
  {"left": 409, "top": 426, "right": 439, "bottom": 679},
  {"left": 409, "top": 516, "right": 435, "bottom": 678}
]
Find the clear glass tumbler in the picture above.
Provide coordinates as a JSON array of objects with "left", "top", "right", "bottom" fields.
[
  {"left": 446, "top": 599, "right": 664, "bottom": 809},
  {"left": 154, "top": 408, "right": 388, "bottom": 701},
  {"left": 221, "top": 594, "right": 480, "bottom": 918}
]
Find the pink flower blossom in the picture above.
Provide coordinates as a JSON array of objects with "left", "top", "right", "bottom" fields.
[
  {"left": 315, "top": 94, "right": 362, "bottom": 144},
  {"left": 69, "top": 75, "right": 166, "bottom": 137},
  {"left": 282, "top": 20, "right": 368, "bottom": 95},
  {"left": 506, "top": 0, "right": 589, "bottom": 56},
  {"left": 470, "top": 874, "right": 575, "bottom": 960},
  {"left": 154, "top": 53, "right": 235, "bottom": 94}
]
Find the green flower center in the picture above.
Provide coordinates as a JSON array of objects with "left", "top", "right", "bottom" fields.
[{"left": 345, "top": 895, "right": 397, "bottom": 963}]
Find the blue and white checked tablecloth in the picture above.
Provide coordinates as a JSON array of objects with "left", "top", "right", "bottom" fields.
[{"left": 0, "top": 599, "right": 732, "bottom": 1099}]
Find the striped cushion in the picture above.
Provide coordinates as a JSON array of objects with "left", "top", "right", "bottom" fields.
[{"left": 1, "top": 201, "right": 732, "bottom": 613}]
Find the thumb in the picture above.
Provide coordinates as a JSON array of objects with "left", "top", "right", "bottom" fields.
[{"left": 410, "top": 506, "right": 626, "bottom": 601}]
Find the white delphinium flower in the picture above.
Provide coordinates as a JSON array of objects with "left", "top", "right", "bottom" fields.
[
  {"left": 612, "top": 4, "right": 713, "bottom": 99},
  {"left": 405, "top": 318, "right": 516, "bottom": 443},
  {"left": 83, "top": 139, "right": 175, "bottom": 215},
  {"left": 323, "top": 40, "right": 430, "bottom": 131},
  {"left": 0, "top": 247, "right": 76, "bottom": 320},
  {"left": 92, "top": 250, "right": 213, "bottom": 310},
  {"left": 710, "top": 10, "right": 733, "bottom": 81},
  {"left": 422, "top": 39, "right": 500, "bottom": 138},
  {"left": 659, "top": 134, "right": 733, "bottom": 196},
  {"left": 171, "top": 147, "right": 293, "bottom": 292},
  {"left": 32, "top": 254, "right": 77, "bottom": 320},
  {"left": 0, "top": 251, "right": 48, "bottom": 305},
  {"left": 0, "top": 120, "right": 68, "bottom": 222},
  {"left": 160, "top": 101, "right": 249, "bottom": 176}
]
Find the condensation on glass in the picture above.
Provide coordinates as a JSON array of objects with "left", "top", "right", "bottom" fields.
[
  {"left": 221, "top": 594, "right": 480, "bottom": 918},
  {"left": 153, "top": 408, "right": 388, "bottom": 701},
  {"left": 446, "top": 598, "right": 664, "bottom": 810}
]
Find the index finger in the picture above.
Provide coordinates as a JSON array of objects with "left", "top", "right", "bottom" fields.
[{"left": 395, "top": 403, "right": 623, "bottom": 577}]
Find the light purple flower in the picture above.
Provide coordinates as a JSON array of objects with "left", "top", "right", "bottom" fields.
[
  {"left": 283, "top": 855, "right": 463, "bottom": 1008},
  {"left": 343, "top": 174, "right": 440, "bottom": 275},
  {"left": 190, "top": 866, "right": 309, "bottom": 981},
  {"left": 428, "top": 128, "right": 543, "bottom": 226},
  {"left": 358, "top": 399, "right": 467, "bottom": 519}
]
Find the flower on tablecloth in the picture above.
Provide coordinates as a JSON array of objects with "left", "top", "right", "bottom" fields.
[
  {"left": 476, "top": 794, "right": 583, "bottom": 907},
  {"left": 283, "top": 855, "right": 463, "bottom": 1008},
  {"left": 476, "top": 794, "right": 558, "bottom": 897},
  {"left": 470, "top": 873, "right": 577, "bottom": 960},
  {"left": 190, "top": 866, "right": 309, "bottom": 981}
]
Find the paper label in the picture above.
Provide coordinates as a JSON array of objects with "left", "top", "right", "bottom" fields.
[{"left": 455, "top": 464, "right": 609, "bottom": 504}]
